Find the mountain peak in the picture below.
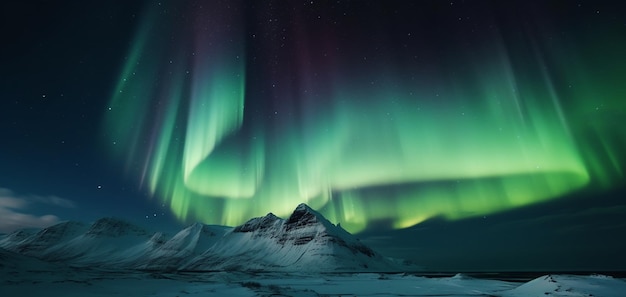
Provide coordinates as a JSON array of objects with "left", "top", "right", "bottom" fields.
[
  {"left": 285, "top": 203, "right": 332, "bottom": 231},
  {"left": 295, "top": 203, "right": 312, "bottom": 211}
]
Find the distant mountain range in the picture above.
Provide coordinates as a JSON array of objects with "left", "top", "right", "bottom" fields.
[{"left": 0, "top": 203, "right": 415, "bottom": 272}]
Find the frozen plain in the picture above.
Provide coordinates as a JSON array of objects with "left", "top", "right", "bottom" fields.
[
  {"left": 3, "top": 262, "right": 626, "bottom": 297},
  {"left": 2, "top": 245, "right": 625, "bottom": 296}
]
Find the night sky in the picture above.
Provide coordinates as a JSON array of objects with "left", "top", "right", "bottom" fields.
[{"left": 1, "top": 0, "right": 625, "bottom": 271}]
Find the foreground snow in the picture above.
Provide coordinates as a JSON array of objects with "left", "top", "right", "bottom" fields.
[
  {"left": 2, "top": 261, "right": 625, "bottom": 297},
  {"left": 503, "top": 274, "right": 626, "bottom": 297}
]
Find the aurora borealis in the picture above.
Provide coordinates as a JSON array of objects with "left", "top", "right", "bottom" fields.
[
  {"left": 100, "top": 1, "right": 625, "bottom": 233},
  {"left": 2, "top": 0, "right": 626, "bottom": 271}
]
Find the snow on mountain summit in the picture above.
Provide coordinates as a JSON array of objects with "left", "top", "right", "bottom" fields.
[{"left": 1, "top": 204, "right": 407, "bottom": 272}]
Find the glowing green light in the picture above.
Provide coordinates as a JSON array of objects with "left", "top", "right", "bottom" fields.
[{"left": 103, "top": 3, "right": 624, "bottom": 233}]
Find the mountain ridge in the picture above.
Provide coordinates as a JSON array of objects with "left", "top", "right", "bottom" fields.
[{"left": 0, "top": 204, "right": 415, "bottom": 272}]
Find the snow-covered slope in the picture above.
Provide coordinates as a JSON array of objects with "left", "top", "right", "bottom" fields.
[
  {"left": 0, "top": 204, "right": 402, "bottom": 272},
  {"left": 44, "top": 218, "right": 157, "bottom": 266},
  {"left": 138, "top": 223, "right": 229, "bottom": 270},
  {"left": 0, "top": 221, "right": 87, "bottom": 256},
  {"left": 0, "top": 218, "right": 159, "bottom": 266}
]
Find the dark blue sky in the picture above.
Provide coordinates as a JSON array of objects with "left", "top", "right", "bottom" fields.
[
  {"left": 0, "top": 1, "right": 177, "bottom": 228},
  {"left": 1, "top": 0, "right": 625, "bottom": 271}
]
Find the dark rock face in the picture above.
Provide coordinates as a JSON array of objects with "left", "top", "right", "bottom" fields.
[
  {"left": 291, "top": 235, "right": 315, "bottom": 245},
  {"left": 285, "top": 205, "right": 319, "bottom": 231},
  {"left": 286, "top": 204, "right": 376, "bottom": 257},
  {"left": 280, "top": 204, "right": 334, "bottom": 246}
]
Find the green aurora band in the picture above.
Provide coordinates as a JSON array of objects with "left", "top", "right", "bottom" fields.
[{"left": 104, "top": 3, "right": 625, "bottom": 233}]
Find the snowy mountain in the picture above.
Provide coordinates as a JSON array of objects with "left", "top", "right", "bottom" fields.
[
  {"left": 0, "top": 221, "right": 87, "bottom": 256},
  {"left": 0, "top": 204, "right": 405, "bottom": 272},
  {"left": 0, "top": 218, "right": 157, "bottom": 266},
  {"left": 182, "top": 203, "right": 391, "bottom": 272}
]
